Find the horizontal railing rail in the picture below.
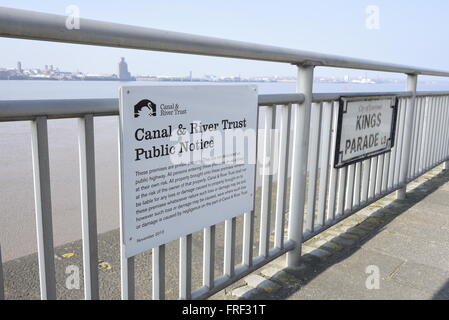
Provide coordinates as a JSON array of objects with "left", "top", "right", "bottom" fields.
[
  {"left": 2, "top": 91, "right": 449, "bottom": 121},
  {"left": 1, "top": 7, "right": 449, "bottom": 76},
  {"left": 0, "top": 94, "right": 304, "bottom": 121}
]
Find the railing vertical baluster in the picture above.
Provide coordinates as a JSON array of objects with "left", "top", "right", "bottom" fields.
[
  {"left": 119, "top": 119, "right": 134, "bottom": 300},
  {"left": 433, "top": 97, "right": 440, "bottom": 164},
  {"left": 445, "top": 96, "right": 449, "bottom": 162},
  {"left": 429, "top": 97, "right": 437, "bottom": 169},
  {"left": 422, "top": 97, "right": 429, "bottom": 171},
  {"left": 203, "top": 226, "right": 215, "bottom": 289},
  {"left": 428, "top": 97, "right": 435, "bottom": 167},
  {"left": 0, "top": 243, "right": 4, "bottom": 300},
  {"left": 428, "top": 97, "right": 435, "bottom": 169},
  {"left": 444, "top": 96, "right": 447, "bottom": 163},
  {"left": 345, "top": 165, "right": 355, "bottom": 212},
  {"left": 152, "top": 244, "right": 165, "bottom": 300},
  {"left": 353, "top": 162, "right": 362, "bottom": 207},
  {"left": 437, "top": 97, "right": 445, "bottom": 162},
  {"left": 388, "top": 99, "right": 400, "bottom": 189},
  {"left": 410, "top": 97, "right": 418, "bottom": 177},
  {"left": 439, "top": 96, "right": 444, "bottom": 163},
  {"left": 382, "top": 152, "right": 390, "bottom": 192},
  {"left": 375, "top": 154, "right": 384, "bottom": 195},
  {"left": 120, "top": 252, "right": 135, "bottom": 300},
  {"left": 445, "top": 96, "right": 448, "bottom": 160},
  {"left": 394, "top": 99, "right": 406, "bottom": 186},
  {"left": 439, "top": 96, "right": 446, "bottom": 161},
  {"left": 317, "top": 101, "right": 333, "bottom": 226},
  {"left": 326, "top": 101, "right": 339, "bottom": 223},
  {"left": 274, "top": 104, "right": 291, "bottom": 249},
  {"left": 419, "top": 98, "right": 429, "bottom": 174},
  {"left": 444, "top": 96, "right": 449, "bottom": 156},
  {"left": 435, "top": 97, "right": 442, "bottom": 164},
  {"left": 440, "top": 96, "right": 446, "bottom": 161},
  {"left": 368, "top": 157, "right": 377, "bottom": 199},
  {"left": 421, "top": 96, "right": 429, "bottom": 173},
  {"left": 179, "top": 234, "right": 192, "bottom": 299},
  {"left": 428, "top": 97, "right": 434, "bottom": 167},
  {"left": 286, "top": 64, "right": 314, "bottom": 268},
  {"left": 397, "top": 74, "right": 417, "bottom": 198},
  {"left": 433, "top": 97, "right": 439, "bottom": 165},
  {"left": 430, "top": 97, "right": 438, "bottom": 166},
  {"left": 336, "top": 167, "right": 347, "bottom": 216},
  {"left": 414, "top": 97, "right": 424, "bottom": 176},
  {"left": 439, "top": 96, "right": 443, "bottom": 163},
  {"left": 259, "top": 105, "right": 276, "bottom": 257},
  {"left": 408, "top": 98, "right": 419, "bottom": 179},
  {"left": 31, "top": 116, "right": 56, "bottom": 300},
  {"left": 224, "top": 218, "right": 236, "bottom": 277},
  {"left": 242, "top": 211, "right": 254, "bottom": 267},
  {"left": 77, "top": 114, "right": 99, "bottom": 300},
  {"left": 412, "top": 98, "right": 423, "bottom": 176},
  {"left": 305, "top": 102, "right": 322, "bottom": 233},
  {"left": 361, "top": 159, "right": 371, "bottom": 203}
]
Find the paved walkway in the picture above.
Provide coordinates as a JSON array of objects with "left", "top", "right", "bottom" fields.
[
  {"left": 3, "top": 165, "right": 449, "bottom": 300},
  {"left": 216, "top": 165, "right": 449, "bottom": 300}
]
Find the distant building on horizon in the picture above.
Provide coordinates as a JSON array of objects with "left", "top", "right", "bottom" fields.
[
  {"left": 17, "top": 61, "right": 22, "bottom": 74},
  {"left": 118, "top": 57, "right": 132, "bottom": 81}
]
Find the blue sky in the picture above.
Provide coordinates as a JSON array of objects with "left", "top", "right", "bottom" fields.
[{"left": 0, "top": 0, "right": 448, "bottom": 79}]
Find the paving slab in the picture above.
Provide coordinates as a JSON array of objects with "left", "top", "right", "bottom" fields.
[
  {"left": 331, "top": 247, "right": 406, "bottom": 280},
  {"left": 287, "top": 267, "right": 434, "bottom": 300},
  {"left": 362, "top": 229, "right": 449, "bottom": 272},
  {"left": 391, "top": 261, "right": 449, "bottom": 295}
]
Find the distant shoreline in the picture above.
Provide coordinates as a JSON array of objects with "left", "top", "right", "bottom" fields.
[{"left": 0, "top": 78, "right": 426, "bottom": 84}]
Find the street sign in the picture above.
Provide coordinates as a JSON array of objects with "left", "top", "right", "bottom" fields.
[
  {"left": 334, "top": 96, "right": 398, "bottom": 168},
  {"left": 119, "top": 85, "right": 258, "bottom": 257}
]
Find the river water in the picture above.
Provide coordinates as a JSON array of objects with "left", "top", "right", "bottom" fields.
[{"left": 1, "top": 80, "right": 448, "bottom": 261}]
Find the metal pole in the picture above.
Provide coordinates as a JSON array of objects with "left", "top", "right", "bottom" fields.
[
  {"left": 1, "top": 7, "right": 449, "bottom": 76},
  {"left": 203, "top": 225, "right": 215, "bottom": 289},
  {"left": 397, "top": 74, "right": 418, "bottom": 199},
  {"left": 78, "top": 115, "right": 99, "bottom": 300},
  {"left": 259, "top": 105, "right": 276, "bottom": 257},
  {"left": 31, "top": 117, "right": 56, "bottom": 300},
  {"left": 152, "top": 244, "right": 165, "bottom": 300},
  {"left": 286, "top": 64, "right": 314, "bottom": 267},
  {"left": 179, "top": 234, "right": 192, "bottom": 300},
  {"left": 274, "top": 103, "right": 292, "bottom": 249}
]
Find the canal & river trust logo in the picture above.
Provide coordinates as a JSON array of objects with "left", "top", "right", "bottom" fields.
[{"left": 134, "top": 99, "right": 157, "bottom": 118}]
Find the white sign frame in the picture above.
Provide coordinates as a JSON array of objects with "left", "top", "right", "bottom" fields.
[
  {"left": 334, "top": 96, "right": 398, "bottom": 168},
  {"left": 118, "top": 85, "right": 259, "bottom": 258}
]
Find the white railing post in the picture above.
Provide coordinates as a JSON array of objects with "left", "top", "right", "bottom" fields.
[
  {"left": 286, "top": 64, "right": 314, "bottom": 267},
  {"left": 31, "top": 117, "right": 56, "bottom": 300},
  {"left": 78, "top": 115, "right": 99, "bottom": 300},
  {"left": 397, "top": 74, "right": 418, "bottom": 199}
]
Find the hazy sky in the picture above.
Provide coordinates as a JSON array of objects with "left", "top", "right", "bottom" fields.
[{"left": 0, "top": 1, "right": 448, "bottom": 80}]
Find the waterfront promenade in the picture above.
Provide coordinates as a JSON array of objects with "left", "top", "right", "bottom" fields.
[
  {"left": 220, "top": 165, "right": 449, "bottom": 300},
  {"left": 2, "top": 164, "right": 448, "bottom": 300}
]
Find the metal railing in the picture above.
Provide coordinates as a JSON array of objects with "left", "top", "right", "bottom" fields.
[{"left": 0, "top": 7, "right": 449, "bottom": 300}]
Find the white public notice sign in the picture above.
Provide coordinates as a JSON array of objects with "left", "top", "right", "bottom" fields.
[
  {"left": 119, "top": 85, "right": 258, "bottom": 257},
  {"left": 334, "top": 97, "right": 397, "bottom": 168}
]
